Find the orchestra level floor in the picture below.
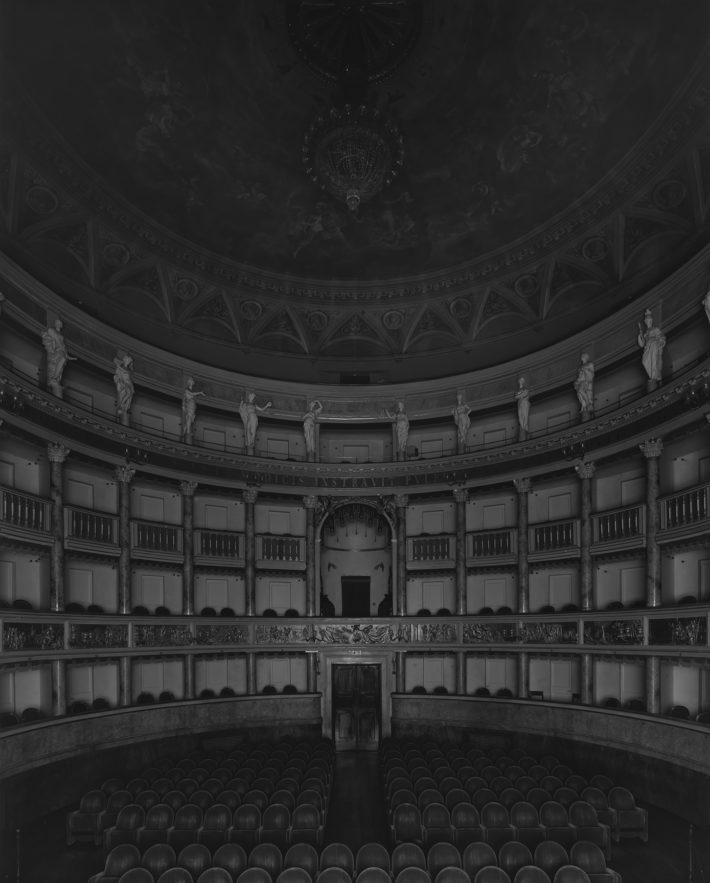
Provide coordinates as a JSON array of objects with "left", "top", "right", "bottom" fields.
[{"left": 1, "top": 751, "right": 708, "bottom": 882}]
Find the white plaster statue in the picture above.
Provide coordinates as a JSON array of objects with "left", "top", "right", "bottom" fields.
[
  {"left": 302, "top": 400, "right": 323, "bottom": 456},
  {"left": 181, "top": 377, "right": 205, "bottom": 441},
  {"left": 239, "top": 391, "right": 272, "bottom": 448},
  {"left": 452, "top": 392, "right": 471, "bottom": 448},
  {"left": 515, "top": 376, "right": 530, "bottom": 433},
  {"left": 574, "top": 352, "right": 595, "bottom": 417},
  {"left": 637, "top": 308, "right": 665, "bottom": 382},
  {"left": 113, "top": 352, "right": 134, "bottom": 424},
  {"left": 385, "top": 401, "right": 410, "bottom": 454},
  {"left": 42, "top": 318, "right": 75, "bottom": 396},
  {"left": 703, "top": 286, "right": 710, "bottom": 326}
]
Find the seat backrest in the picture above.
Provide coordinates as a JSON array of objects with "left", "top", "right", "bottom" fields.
[
  {"left": 422, "top": 802, "right": 451, "bottom": 828},
  {"left": 481, "top": 802, "right": 510, "bottom": 827},
  {"left": 118, "top": 868, "right": 155, "bottom": 883},
  {"left": 320, "top": 844, "right": 356, "bottom": 878},
  {"left": 391, "top": 843, "right": 427, "bottom": 876},
  {"left": 276, "top": 869, "right": 312, "bottom": 883},
  {"left": 141, "top": 843, "right": 177, "bottom": 877},
  {"left": 510, "top": 802, "right": 539, "bottom": 827},
  {"left": 105, "top": 844, "right": 141, "bottom": 876},
  {"left": 178, "top": 843, "right": 212, "bottom": 878},
  {"left": 498, "top": 841, "right": 533, "bottom": 877},
  {"left": 539, "top": 802, "right": 568, "bottom": 826},
  {"left": 472, "top": 868, "right": 511, "bottom": 883},
  {"left": 569, "top": 841, "right": 606, "bottom": 873},
  {"left": 580, "top": 787, "right": 608, "bottom": 812},
  {"left": 79, "top": 789, "right": 106, "bottom": 812},
  {"left": 512, "top": 868, "right": 551, "bottom": 883},
  {"left": 116, "top": 804, "right": 145, "bottom": 830},
  {"left": 234, "top": 803, "right": 261, "bottom": 828},
  {"left": 552, "top": 788, "right": 578, "bottom": 809},
  {"left": 173, "top": 803, "right": 203, "bottom": 829},
  {"left": 426, "top": 842, "right": 462, "bottom": 876},
  {"left": 262, "top": 803, "right": 291, "bottom": 829},
  {"left": 203, "top": 803, "right": 232, "bottom": 828},
  {"left": 291, "top": 804, "right": 320, "bottom": 829},
  {"left": 157, "top": 869, "right": 194, "bottom": 883},
  {"left": 395, "top": 868, "right": 430, "bottom": 883},
  {"left": 284, "top": 842, "right": 319, "bottom": 876},
  {"left": 163, "top": 790, "right": 186, "bottom": 812},
  {"left": 213, "top": 843, "right": 248, "bottom": 877},
  {"left": 145, "top": 803, "right": 174, "bottom": 829},
  {"left": 249, "top": 842, "right": 284, "bottom": 880},
  {"left": 568, "top": 801, "right": 598, "bottom": 826},
  {"left": 451, "top": 802, "right": 480, "bottom": 827},
  {"left": 551, "top": 867, "right": 591, "bottom": 883},
  {"left": 607, "top": 786, "right": 636, "bottom": 810},
  {"left": 533, "top": 842, "right": 569, "bottom": 876},
  {"left": 237, "top": 871, "right": 275, "bottom": 883},
  {"left": 393, "top": 803, "right": 423, "bottom": 840},
  {"left": 434, "top": 868, "right": 470, "bottom": 883},
  {"left": 356, "top": 842, "right": 391, "bottom": 874},
  {"left": 355, "top": 869, "right": 391, "bottom": 883}
]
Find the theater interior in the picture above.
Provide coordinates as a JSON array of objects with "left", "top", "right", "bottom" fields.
[{"left": 1, "top": 2, "right": 710, "bottom": 881}]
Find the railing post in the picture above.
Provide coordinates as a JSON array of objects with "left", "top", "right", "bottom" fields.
[
  {"left": 119, "top": 656, "right": 132, "bottom": 707},
  {"left": 115, "top": 465, "right": 135, "bottom": 615},
  {"left": 394, "top": 494, "right": 408, "bottom": 616},
  {"left": 455, "top": 651, "right": 467, "bottom": 696},
  {"left": 396, "top": 651, "right": 406, "bottom": 693},
  {"left": 581, "top": 653, "right": 593, "bottom": 706},
  {"left": 454, "top": 487, "right": 468, "bottom": 615},
  {"left": 514, "top": 478, "right": 531, "bottom": 614},
  {"left": 180, "top": 481, "right": 197, "bottom": 615},
  {"left": 183, "top": 653, "right": 195, "bottom": 700},
  {"left": 244, "top": 488, "right": 258, "bottom": 616},
  {"left": 575, "top": 461, "right": 595, "bottom": 611},
  {"left": 47, "top": 443, "right": 70, "bottom": 612},
  {"left": 247, "top": 652, "right": 257, "bottom": 695},
  {"left": 306, "top": 651, "right": 318, "bottom": 692},
  {"left": 640, "top": 438, "right": 663, "bottom": 608},
  {"left": 517, "top": 650, "right": 529, "bottom": 699},
  {"left": 304, "top": 495, "right": 317, "bottom": 617}
]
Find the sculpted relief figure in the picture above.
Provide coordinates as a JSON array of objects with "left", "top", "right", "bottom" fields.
[
  {"left": 574, "top": 352, "right": 595, "bottom": 420},
  {"left": 181, "top": 377, "right": 205, "bottom": 442},
  {"left": 42, "top": 318, "right": 75, "bottom": 396},
  {"left": 385, "top": 401, "right": 410, "bottom": 457},
  {"left": 302, "top": 400, "right": 323, "bottom": 457},
  {"left": 515, "top": 376, "right": 530, "bottom": 435},
  {"left": 113, "top": 352, "right": 134, "bottom": 425},
  {"left": 637, "top": 308, "right": 665, "bottom": 384},
  {"left": 452, "top": 392, "right": 471, "bottom": 449},
  {"left": 239, "top": 391, "right": 272, "bottom": 449}
]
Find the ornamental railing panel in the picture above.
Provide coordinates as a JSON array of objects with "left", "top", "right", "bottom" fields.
[
  {"left": 131, "top": 520, "right": 183, "bottom": 554},
  {"left": 661, "top": 483, "right": 709, "bottom": 530},
  {"left": 593, "top": 504, "right": 644, "bottom": 543},
  {"left": 65, "top": 505, "right": 117, "bottom": 544},
  {"left": 582, "top": 619, "right": 644, "bottom": 645},
  {"left": 467, "top": 529, "right": 515, "bottom": 559},
  {"left": 408, "top": 534, "right": 455, "bottom": 563},
  {"left": 0, "top": 486, "right": 50, "bottom": 532},
  {"left": 256, "top": 535, "right": 305, "bottom": 564},
  {"left": 530, "top": 519, "right": 579, "bottom": 552},
  {"left": 649, "top": 616, "right": 707, "bottom": 646},
  {"left": 196, "top": 529, "right": 243, "bottom": 559}
]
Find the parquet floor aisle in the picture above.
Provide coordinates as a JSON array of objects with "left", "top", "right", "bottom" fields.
[{"left": 323, "top": 750, "right": 389, "bottom": 851}]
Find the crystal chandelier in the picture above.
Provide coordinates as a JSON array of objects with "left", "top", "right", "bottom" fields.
[{"left": 302, "top": 104, "right": 404, "bottom": 212}]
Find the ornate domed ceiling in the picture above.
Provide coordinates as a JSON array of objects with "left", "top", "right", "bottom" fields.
[{"left": 1, "top": 0, "right": 709, "bottom": 382}]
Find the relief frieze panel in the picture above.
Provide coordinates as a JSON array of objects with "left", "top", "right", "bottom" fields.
[
  {"left": 69, "top": 624, "right": 128, "bottom": 649},
  {"left": 134, "top": 625, "right": 193, "bottom": 647},
  {"left": 3, "top": 623, "right": 64, "bottom": 651},
  {"left": 195, "top": 625, "right": 247, "bottom": 645},
  {"left": 583, "top": 619, "right": 644, "bottom": 645}
]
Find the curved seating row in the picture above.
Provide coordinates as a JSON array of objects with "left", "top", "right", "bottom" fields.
[{"left": 88, "top": 839, "right": 619, "bottom": 883}]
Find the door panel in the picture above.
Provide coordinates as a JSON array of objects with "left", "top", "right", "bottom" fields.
[{"left": 332, "top": 663, "right": 381, "bottom": 750}]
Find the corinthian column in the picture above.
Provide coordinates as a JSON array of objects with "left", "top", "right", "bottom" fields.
[
  {"left": 48, "top": 443, "right": 70, "bottom": 612},
  {"left": 244, "top": 487, "right": 258, "bottom": 616},
  {"left": 454, "top": 487, "right": 468, "bottom": 615},
  {"left": 514, "top": 478, "right": 531, "bottom": 614},
  {"left": 304, "top": 496, "right": 317, "bottom": 617},
  {"left": 575, "top": 461, "right": 595, "bottom": 611},
  {"left": 180, "top": 481, "right": 197, "bottom": 615},
  {"left": 394, "top": 494, "right": 408, "bottom": 616},
  {"left": 115, "top": 464, "right": 136, "bottom": 614},
  {"left": 640, "top": 438, "right": 663, "bottom": 607}
]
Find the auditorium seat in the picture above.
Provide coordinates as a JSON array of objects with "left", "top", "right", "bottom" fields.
[
  {"left": 117, "top": 868, "right": 154, "bottom": 883},
  {"left": 513, "top": 868, "right": 551, "bottom": 883},
  {"left": 356, "top": 842, "right": 391, "bottom": 876},
  {"left": 249, "top": 843, "right": 284, "bottom": 881},
  {"left": 568, "top": 802, "right": 611, "bottom": 859},
  {"left": 391, "top": 803, "right": 424, "bottom": 846},
  {"left": 473, "top": 867, "right": 511, "bottom": 882},
  {"left": 445, "top": 789, "right": 470, "bottom": 812},
  {"left": 319, "top": 843, "right": 355, "bottom": 879},
  {"left": 539, "top": 803, "right": 576, "bottom": 850},
  {"left": 238, "top": 869, "right": 275, "bottom": 883},
  {"left": 533, "top": 842, "right": 569, "bottom": 879},
  {"left": 157, "top": 869, "right": 193, "bottom": 883},
  {"left": 391, "top": 843, "right": 427, "bottom": 877},
  {"left": 472, "top": 789, "right": 499, "bottom": 811},
  {"left": 137, "top": 804, "right": 174, "bottom": 848},
  {"left": 510, "top": 802, "right": 545, "bottom": 851},
  {"left": 316, "top": 871, "right": 351, "bottom": 883},
  {"left": 481, "top": 802, "right": 517, "bottom": 850},
  {"left": 569, "top": 842, "right": 621, "bottom": 883},
  {"left": 105, "top": 805, "right": 146, "bottom": 850},
  {"left": 423, "top": 802, "right": 455, "bottom": 845},
  {"left": 395, "top": 868, "right": 429, "bottom": 883},
  {"left": 99, "top": 791, "right": 135, "bottom": 834},
  {"left": 499, "top": 789, "right": 525, "bottom": 811},
  {"left": 199, "top": 803, "right": 233, "bottom": 850},
  {"left": 462, "top": 841, "right": 498, "bottom": 879},
  {"left": 177, "top": 843, "right": 212, "bottom": 880},
  {"left": 290, "top": 804, "right": 323, "bottom": 847},
  {"left": 167, "top": 804, "right": 203, "bottom": 852},
  {"left": 451, "top": 802, "right": 484, "bottom": 850},
  {"left": 499, "top": 842, "right": 534, "bottom": 879},
  {"left": 356, "top": 870, "right": 391, "bottom": 883},
  {"left": 285, "top": 842, "right": 319, "bottom": 880},
  {"left": 427, "top": 842, "right": 462, "bottom": 878},
  {"left": 434, "top": 867, "right": 469, "bottom": 883},
  {"left": 67, "top": 788, "right": 107, "bottom": 845},
  {"left": 551, "top": 867, "right": 591, "bottom": 883},
  {"left": 88, "top": 844, "right": 142, "bottom": 883},
  {"left": 607, "top": 787, "right": 648, "bottom": 842},
  {"left": 277, "top": 870, "right": 312, "bottom": 883},
  {"left": 197, "top": 869, "right": 234, "bottom": 883},
  {"left": 141, "top": 843, "right": 177, "bottom": 879},
  {"left": 551, "top": 788, "right": 578, "bottom": 810}
]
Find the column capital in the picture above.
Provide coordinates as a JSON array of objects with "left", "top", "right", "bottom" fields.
[
  {"left": 303, "top": 495, "right": 318, "bottom": 509},
  {"left": 514, "top": 477, "right": 532, "bottom": 494},
  {"left": 394, "top": 493, "right": 408, "bottom": 508},
  {"left": 47, "top": 443, "right": 70, "bottom": 464},
  {"left": 453, "top": 487, "right": 468, "bottom": 504},
  {"left": 179, "top": 480, "right": 198, "bottom": 497},
  {"left": 574, "top": 461, "right": 596, "bottom": 480},
  {"left": 243, "top": 487, "right": 259, "bottom": 504},
  {"left": 114, "top": 464, "right": 136, "bottom": 484},
  {"left": 639, "top": 438, "right": 663, "bottom": 459}
]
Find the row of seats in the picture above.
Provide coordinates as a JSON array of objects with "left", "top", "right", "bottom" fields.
[
  {"left": 69, "top": 740, "right": 334, "bottom": 848},
  {"left": 380, "top": 741, "right": 647, "bottom": 844},
  {"left": 388, "top": 801, "right": 611, "bottom": 859},
  {"left": 89, "top": 839, "right": 619, "bottom": 883},
  {"left": 101, "top": 802, "right": 323, "bottom": 852}
]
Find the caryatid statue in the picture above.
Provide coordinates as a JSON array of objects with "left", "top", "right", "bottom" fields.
[
  {"left": 302, "top": 400, "right": 323, "bottom": 459},
  {"left": 452, "top": 392, "right": 471, "bottom": 450},
  {"left": 42, "top": 318, "right": 75, "bottom": 397},
  {"left": 574, "top": 352, "right": 595, "bottom": 421},
  {"left": 637, "top": 308, "right": 666, "bottom": 387},
  {"left": 181, "top": 377, "right": 205, "bottom": 443},
  {"left": 113, "top": 352, "right": 134, "bottom": 425},
  {"left": 239, "top": 391, "right": 272, "bottom": 450}
]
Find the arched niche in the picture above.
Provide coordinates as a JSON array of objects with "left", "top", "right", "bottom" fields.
[{"left": 318, "top": 500, "right": 394, "bottom": 617}]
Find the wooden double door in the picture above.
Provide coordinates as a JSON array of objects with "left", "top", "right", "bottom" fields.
[{"left": 332, "top": 663, "right": 381, "bottom": 751}]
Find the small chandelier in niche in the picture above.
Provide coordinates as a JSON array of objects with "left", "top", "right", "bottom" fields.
[{"left": 302, "top": 104, "right": 404, "bottom": 212}]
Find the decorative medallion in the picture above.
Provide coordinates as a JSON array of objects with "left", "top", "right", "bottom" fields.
[
  {"left": 383, "top": 310, "right": 404, "bottom": 330},
  {"left": 25, "top": 184, "right": 58, "bottom": 216},
  {"left": 174, "top": 277, "right": 199, "bottom": 301},
  {"left": 102, "top": 242, "right": 131, "bottom": 268},
  {"left": 240, "top": 300, "right": 263, "bottom": 321},
  {"left": 581, "top": 236, "right": 610, "bottom": 263}
]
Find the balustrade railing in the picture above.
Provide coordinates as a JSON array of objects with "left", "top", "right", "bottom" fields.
[
  {"left": 662, "top": 483, "right": 709, "bottom": 529},
  {"left": 65, "top": 505, "right": 117, "bottom": 544},
  {"left": 593, "top": 504, "right": 644, "bottom": 543},
  {"left": 257, "top": 535, "right": 304, "bottom": 563},
  {"left": 409, "top": 535, "right": 455, "bottom": 562},
  {"left": 196, "top": 529, "right": 242, "bottom": 558},
  {"left": 467, "top": 528, "right": 515, "bottom": 558},
  {"left": 131, "top": 520, "right": 183, "bottom": 554},
  {"left": 531, "top": 519, "right": 579, "bottom": 552},
  {"left": 0, "top": 486, "right": 50, "bottom": 532}
]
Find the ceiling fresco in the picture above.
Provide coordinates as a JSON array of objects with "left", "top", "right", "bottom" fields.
[{"left": 1, "top": 0, "right": 709, "bottom": 380}]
